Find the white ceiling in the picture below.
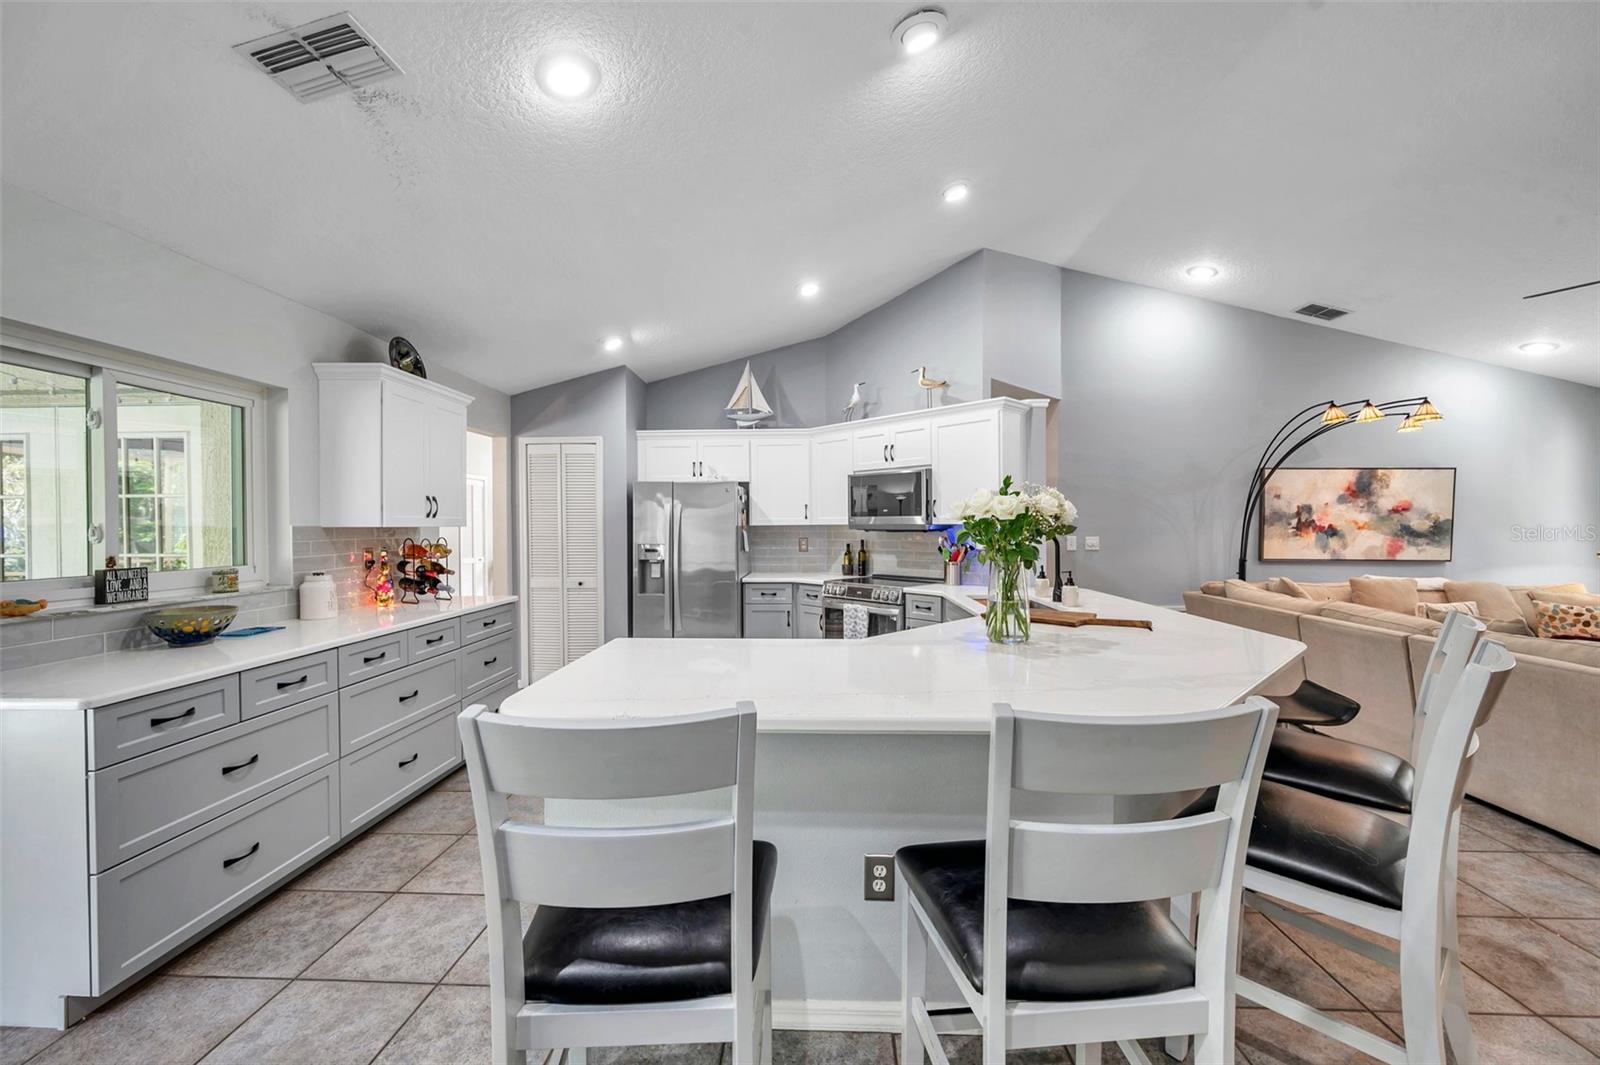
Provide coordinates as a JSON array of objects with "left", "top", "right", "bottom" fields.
[{"left": 2, "top": 2, "right": 1596, "bottom": 392}]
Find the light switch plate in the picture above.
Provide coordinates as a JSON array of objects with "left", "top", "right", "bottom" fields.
[
  {"left": 798, "top": 537, "right": 809, "bottom": 553},
  {"left": 864, "top": 854, "right": 895, "bottom": 901},
  {"left": 1063, "top": 534, "right": 1078, "bottom": 551},
  {"left": 1085, "top": 536, "right": 1100, "bottom": 551}
]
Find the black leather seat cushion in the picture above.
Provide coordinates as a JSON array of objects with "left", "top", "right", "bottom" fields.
[
  {"left": 1246, "top": 782, "right": 1409, "bottom": 909},
  {"left": 895, "top": 840, "right": 1196, "bottom": 1001},
  {"left": 1271, "top": 681, "right": 1361, "bottom": 728},
  {"left": 523, "top": 840, "right": 777, "bottom": 1005},
  {"left": 1264, "top": 727, "right": 1414, "bottom": 813}
]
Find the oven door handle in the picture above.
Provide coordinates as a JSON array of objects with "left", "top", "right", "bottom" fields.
[{"left": 824, "top": 600, "right": 903, "bottom": 618}]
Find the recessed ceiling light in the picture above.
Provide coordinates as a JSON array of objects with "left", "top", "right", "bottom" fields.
[
  {"left": 601, "top": 335, "right": 624, "bottom": 353},
  {"left": 1185, "top": 264, "right": 1221, "bottom": 281},
  {"left": 536, "top": 52, "right": 599, "bottom": 100},
  {"left": 942, "top": 182, "right": 970, "bottom": 204},
  {"left": 798, "top": 280, "right": 822, "bottom": 300},
  {"left": 1518, "top": 340, "right": 1561, "bottom": 355},
  {"left": 893, "top": 9, "right": 948, "bottom": 56}
]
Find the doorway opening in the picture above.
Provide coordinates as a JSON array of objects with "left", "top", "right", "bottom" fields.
[{"left": 445, "top": 430, "right": 497, "bottom": 598}]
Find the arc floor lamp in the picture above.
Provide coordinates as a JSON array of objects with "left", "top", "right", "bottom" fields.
[{"left": 1237, "top": 396, "right": 1443, "bottom": 580}]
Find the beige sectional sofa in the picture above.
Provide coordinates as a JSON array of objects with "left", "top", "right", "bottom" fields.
[{"left": 1184, "top": 578, "right": 1600, "bottom": 846}]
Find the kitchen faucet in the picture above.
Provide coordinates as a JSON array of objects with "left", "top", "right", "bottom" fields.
[{"left": 1051, "top": 537, "right": 1064, "bottom": 602}]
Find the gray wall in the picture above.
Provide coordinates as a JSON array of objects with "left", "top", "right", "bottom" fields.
[
  {"left": 643, "top": 338, "right": 828, "bottom": 430},
  {"left": 981, "top": 250, "right": 1063, "bottom": 400},
  {"left": 1058, "top": 269, "right": 1600, "bottom": 602},
  {"left": 509, "top": 365, "right": 644, "bottom": 641}
]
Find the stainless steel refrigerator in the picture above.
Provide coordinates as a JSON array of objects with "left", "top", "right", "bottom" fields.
[{"left": 632, "top": 481, "right": 749, "bottom": 637}]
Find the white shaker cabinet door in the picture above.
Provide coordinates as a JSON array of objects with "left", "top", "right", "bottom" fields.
[
  {"left": 697, "top": 436, "right": 750, "bottom": 481},
  {"left": 810, "top": 431, "right": 852, "bottom": 524},
  {"left": 380, "top": 380, "right": 432, "bottom": 525},
  {"left": 749, "top": 436, "right": 811, "bottom": 525},
  {"left": 930, "top": 407, "right": 1003, "bottom": 523},
  {"left": 426, "top": 400, "right": 467, "bottom": 525},
  {"left": 638, "top": 438, "right": 697, "bottom": 481}
]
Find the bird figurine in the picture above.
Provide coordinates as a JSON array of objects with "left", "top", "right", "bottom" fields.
[
  {"left": 843, "top": 381, "right": 866, "bottom": 421},
  {"left": 911, "top": 366, "right": 948, "bottom": 409}
]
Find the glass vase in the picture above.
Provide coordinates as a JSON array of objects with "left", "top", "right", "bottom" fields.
[{"left": 985, "top": 559, "right": 1031, "bottom": 645}]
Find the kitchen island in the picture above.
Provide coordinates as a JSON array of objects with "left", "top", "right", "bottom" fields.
[{"left": 500, "top": 588, "right": 1302, "bottom": 1031}]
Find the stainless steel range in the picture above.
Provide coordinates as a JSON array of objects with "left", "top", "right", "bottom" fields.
[{"left": 820, "top": 574, "right": 928, "bottom": 639}]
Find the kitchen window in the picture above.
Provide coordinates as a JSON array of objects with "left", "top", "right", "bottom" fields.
[{"left": 0, "top": 330, "right": 265, "bottom": 601}]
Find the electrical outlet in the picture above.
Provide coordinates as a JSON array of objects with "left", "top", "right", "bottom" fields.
[
  {"left": 798, "top": 537, "right": 809, "bottom": 553},
  {"left": 1085, "top": 536, "right": 1100, "bottom": 551},
  {"left": 864, "top": 854, "right": 895, "bottom": 901},
  {"left": 1063, "top": 534, "right": 1077, "bottom": 551}
]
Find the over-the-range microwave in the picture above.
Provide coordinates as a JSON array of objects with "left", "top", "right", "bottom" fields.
[{"left": 847, "top": 466, "right": 935, "bottom": 531}]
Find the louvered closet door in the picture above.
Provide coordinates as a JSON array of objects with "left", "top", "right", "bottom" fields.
[
  {"left": 524, "top": 444, "right": 566, "bottom": 681},
  {"left": 559, "top": 444, "right": 603, "bottom": 661}
]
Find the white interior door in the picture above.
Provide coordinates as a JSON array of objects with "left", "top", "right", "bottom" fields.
[
  {"left": 458, "top": 476, "right": 488, "bottom": 597},
  {"left": 521, "top": 439, "right": 603, "bottom": 683}
]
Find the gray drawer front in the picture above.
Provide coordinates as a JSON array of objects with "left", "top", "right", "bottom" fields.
[
  {"left": 91, "top": 767, "right": 337, "bottom": 993},
  {"left": 462, "top": 604, "right": 515, "bottom": 645},
  {"left": 465, "top": 677, "right": 518, "bottom": 714},
  {"left": 798, "top": 585, "right": 822, "bottom": 605},
  {"left": 408, "top": 619, "right": 460, "bottom": 663},
  {"left": 340, "top": 654, "right": 460, "bottom": 754},
  {"left": 241, "top": 650, "right": 338, "bottom": 721},
  {"left": 340, "top": 708, "right": 460, "bottom": 833},
  {"left": 744, "top": 583, "right": 793, "bottom": 605},
  {"left": 906, "top": 617, "right": 941, "bottom": 630},
  {"left": 461, "top": 631, "right": 516, "bottom": 695},
  {"left": 89, "top": 695, "right": 338, "bottom": 873},
  {"left": 91, "top": 676, "right": 241, "bottom": 768},
  {"left": 338, "top": 633, "right": 409, "bottom": 686},
  {"left": 905, "top": 594, "right": 942, "bottom": 622}
]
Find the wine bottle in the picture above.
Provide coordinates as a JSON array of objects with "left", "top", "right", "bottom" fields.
[
  {"left": 843, "top": 544, "right": 854, "bottom": 576},
  {"left": 858, "top": 539, "right": 870, "bottom": 577}
]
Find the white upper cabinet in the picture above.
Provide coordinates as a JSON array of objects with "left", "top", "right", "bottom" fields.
[
  {"left": 809, "top": 429, "right": 853, "bottom": 525},
  {"left": 748, "top": 433, "right": 811, "bottom": 525},
  {"left": 929, "top": 404, "right": 1028, "bottom": 523},
  {"left": 637, "top": 435, "right": 750, "bottom": 482},
  {"left": 852, "top": 419, "right": 931, "bottom": 470},
  {"left": 314, "top": 364, "right": 473, "bottom": 528}
]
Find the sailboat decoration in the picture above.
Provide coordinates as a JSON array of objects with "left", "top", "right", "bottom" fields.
[{"left": 724, "top": 361, "right": 774, "bottom": 428}]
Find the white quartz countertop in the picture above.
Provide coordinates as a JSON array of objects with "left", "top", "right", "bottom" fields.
[
  {"left": 0, "top": 595, "right": 519, "bottom": 711},
  {"left": 502, "top": 588, "right": 1302, "bottom": 734},
  {"left": 742, "top": 572, "right": 833, "bottom": 586}
]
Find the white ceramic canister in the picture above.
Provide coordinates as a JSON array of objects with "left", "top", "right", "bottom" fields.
[{"left": 299, "top": 572, "right": 338, "bottom": 620}]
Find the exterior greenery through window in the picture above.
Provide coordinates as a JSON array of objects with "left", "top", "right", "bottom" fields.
[{"left": 1, "top": 438, "right": 27, "bottom": 579}]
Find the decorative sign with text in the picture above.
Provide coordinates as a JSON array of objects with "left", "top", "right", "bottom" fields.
[{"left": 95, "top": 565, "right": 150, "bottom": 605}]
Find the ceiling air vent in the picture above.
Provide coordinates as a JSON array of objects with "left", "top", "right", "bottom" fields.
[
  {"left": 1294, "top": 303, "right": 1351, "bottom": 321},
  {"left": 234, "top": 13, "right": 402, "bottom": 103}
]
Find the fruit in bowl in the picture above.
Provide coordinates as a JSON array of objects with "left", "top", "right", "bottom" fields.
[{"left": 144, "top": 604, "right": 239, "bottom": 647}]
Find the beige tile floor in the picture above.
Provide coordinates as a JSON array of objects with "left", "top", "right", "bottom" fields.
[{"left": 4, "top": 771, "right": 1597, "bottom": 1065}]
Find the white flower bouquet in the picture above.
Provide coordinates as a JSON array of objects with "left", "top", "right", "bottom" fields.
[{"left": 954, "top": 477, "right": 1078, "bottom": 643}]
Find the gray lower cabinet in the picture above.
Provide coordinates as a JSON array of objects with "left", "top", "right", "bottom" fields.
[
  {"left": 90, "top": 766, "right": 338, "bottom": 993},
  {"left": 905, "top": 617, "right": 941, "bottom": 630},
  {"left": 744, "top": 601, "right": 793, "bottom": 638},
  {"left": 460, "top": 630, "right": 516, "bottom": 693},
  {"left": 241, "top": 650, "right": 339, "bottom": 721},
  {"left": 905, "top": 594, "right": 943, "bottom": 625},
  {"left": 338, "top": 632, "right": 409, "bottom": 686},
  {"left": 339, "top": 655, "right": 460, "bottom": 755},
  {"left": 89, "top": 676, "right": 242, "bottom": 768},
  {"left": 339, "top": 707, "right": 461, "bottom": 833}
]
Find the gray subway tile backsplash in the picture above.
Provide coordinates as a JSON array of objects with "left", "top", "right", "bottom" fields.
[{"left": 747, "top": 526, "right": 949, "bottom": 578}]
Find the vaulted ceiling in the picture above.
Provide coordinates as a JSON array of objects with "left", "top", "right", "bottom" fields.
[{"left": 3, "top": 2, "right": 1596, "bottom": 391}]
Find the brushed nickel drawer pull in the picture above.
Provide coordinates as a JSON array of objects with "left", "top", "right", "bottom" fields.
[
  {"left": 149, "top": 706, "right": 197, "bottom": 727},
  {"left": 425, "top": 635, "right": 445, "bottom": 645},
  {"left": 398, "top": 690, "right": 420, "bottom": 702},
  {"left": 221, "top": 754, "right": 260, "bottom": 775},
  {"left": 362, "top": 652, "right": 387, "bottom": 663},
  {"left": 222, "top": 842, "right": 260, "bottom": 869},
  {"left": 398, "top": 753, "right": 420, "bottom": 768},
  {"left": 276, "top": 675, "right": 309, "bottom": 690}
]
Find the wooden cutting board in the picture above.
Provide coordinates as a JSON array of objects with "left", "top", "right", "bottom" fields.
[{"left": 972, "top": 600, "right": 1154, "bottom": 631}]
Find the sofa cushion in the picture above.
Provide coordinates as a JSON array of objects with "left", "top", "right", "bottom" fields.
[
  {"left": 1418, "top": 601, "right": 1478, "bottom": 622},
  {"left": 1513, "top": 588, "right": 1600, "bottom": 632},
  {"left": 1349, "top": 577, "right": 1420, "bottom": 616},
  {"left": 1532, "top": 601, "right": 1600, "bottom": 643},
  {"left": 1495, "top": 632, "right": 1600, "bottom": 668},
  {"left": 1443, "top": 580, "right": 1523, "bottom": 623},
  {"left": 1222, "top": 579, "right": 1326, "bottom": 614},
  {"left": 1268, "top": 577, "right": 1352, "bottom": 602},
  {"left": 1319, "top": 602, "right": 1442, "bottom": 635}
]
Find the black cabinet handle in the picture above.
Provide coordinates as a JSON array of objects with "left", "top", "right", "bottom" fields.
[
  {"left": 149, "top": 706, "right": 196, "bottom": 727},
  {"left": 398, "top": 753, "right": 420, "bottom": 768},
  {"left": 221, "top": 754, "right": 260, "bottom": 775},
  {"left": 481, "top": 618, "right": 497, "bottom": 628},
  {"left": 483, "top": 657, "right": 498, "bottom": 667},
  {"left": 222, "top": 842, "right": 260, "bottom": 869},
  {"left": 883, "top": 444, "right": 888, "bottom": 462},
  {"left": 276, "top": 675, "right": 309, "bottom": 690},
  {"left": 362, "top": 651, "right": 387, "bottom": 664},
  {"left": 425, "top": 635, "right": 445, "bottom": 645},
  {"left": 398, "top": 689, "right": 420, "bottom": 702}
]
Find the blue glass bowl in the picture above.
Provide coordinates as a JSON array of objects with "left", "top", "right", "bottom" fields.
[{"left": 145, "top": 604, "right": 239, "bottom": 647}]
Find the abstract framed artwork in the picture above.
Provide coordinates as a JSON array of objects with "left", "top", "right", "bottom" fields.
[{"left": 1259, "top": 467, "right": 1456, "bottom": 563}]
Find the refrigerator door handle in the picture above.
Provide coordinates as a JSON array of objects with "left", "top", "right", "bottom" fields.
[{"left": 670, "top": 495, "right": 684, "bottom": 637}]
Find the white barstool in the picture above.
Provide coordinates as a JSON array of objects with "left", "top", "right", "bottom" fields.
[
  {"left": 898, "top": 698, "right": 1277, "bottom": 1064},
  {"left": 1237, "top": 638, "right": 1516, "bottom": 1064},
  {"left": 459, "top": 701, "right": 775, "bottom": 1065}
]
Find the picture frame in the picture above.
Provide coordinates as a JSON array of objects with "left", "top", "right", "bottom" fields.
[{"left": 1259, "top": 466, "right": 1456, "bottom": 563}]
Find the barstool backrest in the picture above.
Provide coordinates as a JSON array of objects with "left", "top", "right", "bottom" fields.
[{"left": 1409, "top": 611, "right": 1487, "bottom": 774}]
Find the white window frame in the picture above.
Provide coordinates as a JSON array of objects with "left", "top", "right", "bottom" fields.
[{"left": 0, "top": 328, "right": 269, "bottom": 604}]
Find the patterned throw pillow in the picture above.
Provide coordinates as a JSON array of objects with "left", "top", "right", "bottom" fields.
[
  {"left": 1418, "top": 601, "right": 1478, "bottom": 621},
  {"left": 1532, "top": 600, "right": 1600, "bottom": 642}
]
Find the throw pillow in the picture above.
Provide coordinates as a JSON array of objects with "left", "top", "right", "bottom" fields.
[
  {"left": 1349, "top": 576, "right": 1420, "bottom": 615},
  {"left": 1268, "top": 577, "right": 1350, "bottom": 601},
  {"left": 1418, "top": 601, "right": 1478, "bottom": 621},
  {"left": 1532, "top": 600, "right": 1600, "bottom": 642},
  {"left": 1533, "top": 582, "right": 1590, "bottom": 595},
  {"left": 1513, "top": 588, "right": 1600, "bottom": 631},
  {"left": 1442, "top": 580, "right": 1524, "bottom": 623},
  {"left": 1222, "top": 579, "right": 1325, "bottom": 614},
  {"left": 1268, "top": 577, "right": 1312, "bottom": 599}
]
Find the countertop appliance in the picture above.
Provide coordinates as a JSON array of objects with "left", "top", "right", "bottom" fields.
[
  {"left": 633, "top": 481, "right": 749, "bottom": 637},
  {"left": 821, "top": 574, "right": 927, "bottom": 638},
  {"left": 848, "top": 466, "right": 935, "bottom": 531}
]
